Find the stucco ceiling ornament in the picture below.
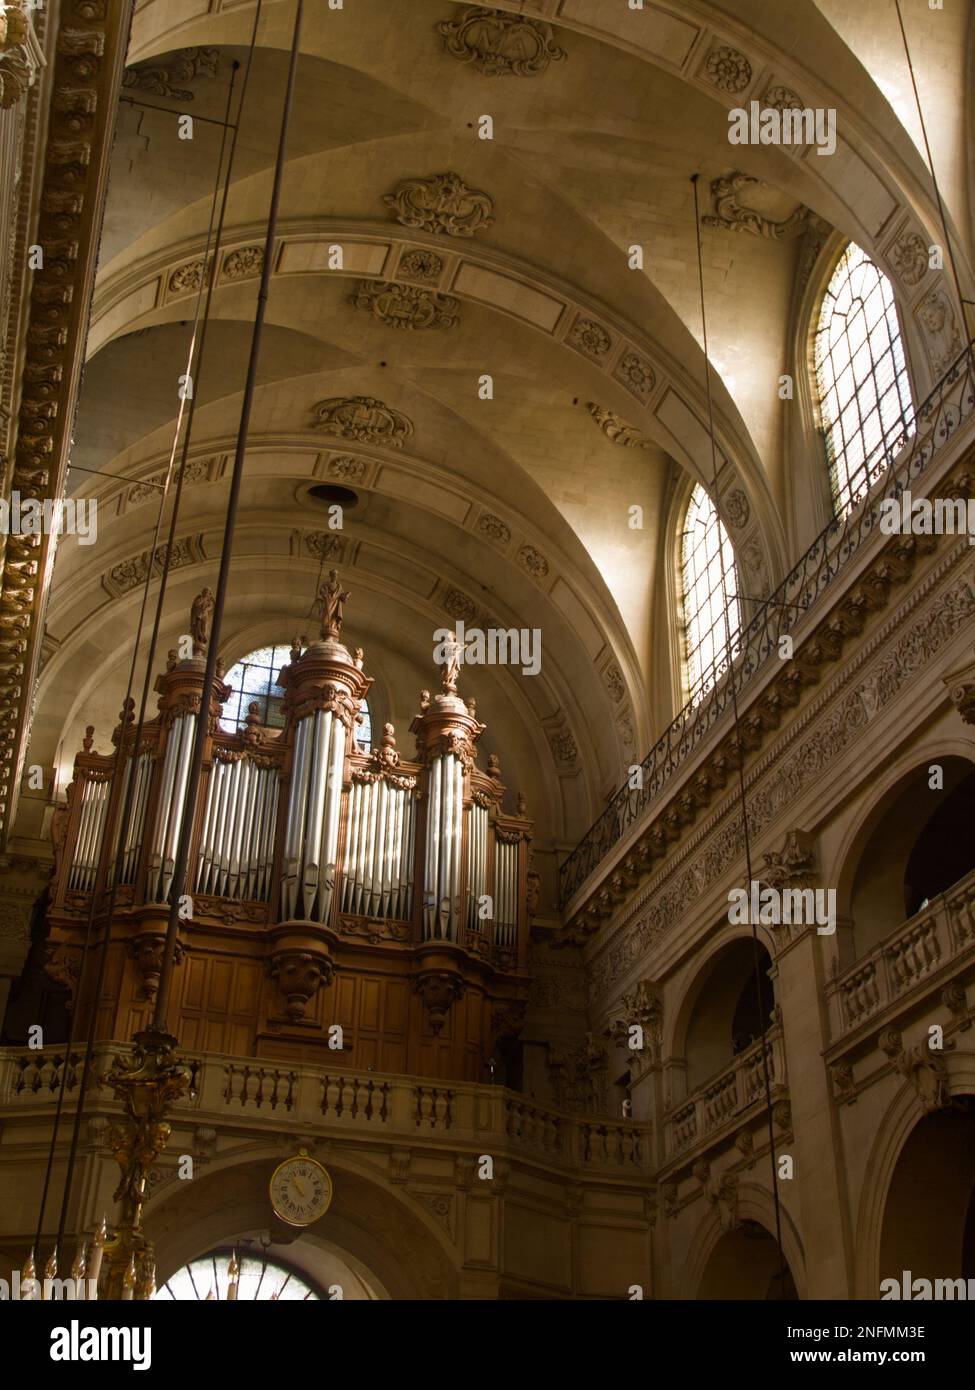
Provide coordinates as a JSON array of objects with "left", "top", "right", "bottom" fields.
[
  {"left": 122, "top": 47, "right": 218, "bottom": 102},
  {"left": 384, "top": 172, "right": 494, "bottom": 238},
  {"left": 703, "top": 172, "right": 808, "bottom": 241},
  {"left": 477, "top": 513, "right": 510, "bottom": 545},
  {"left": 517, "top": 543, "right": 549, "bottom": 580},
  {"left": 890, "top": 230, "right": 929, "bottom": 287},
  {"left": 614, "top": 350, "right": 655, "bottom": 404},
  {"left": 312, "top": 395, "right": 413, "bottom": 449},
  {"left": 168, "top": 256, "right": 212, "bottom": 295},
  {"left": 352, "top": 279, "right": 460, "bottom": 330},
  {"left": 443, "top": 588, "right": 477, "bottom": 622},
  {"left": 586, "top": 402, "right": 654, "bottom": 451},
  {"left": 703, "top": 45, "right": 752, "bottom": 94},
  {"left": 222, "top": 245, "right": 264, "bottom": 280},
  {"left": 724, "top": 489, "right": 750, "bottom": 530},
  {"left": 569, "top": 315, "right": 611, "bottom": 359},
  {"left": 436, "top": 7, "right": 566, "bottom": 77},
  {"left": 763, "top": 85, "right": 802, "bottom": 111},
  {"left": 549, "top": 728, "right": 578, "bottom": 766},
  {"left": 397, "top": 248, "right": 444, "bottom": 283},
  {"left": 326, "top": 455, "right": 366, "bottom": 481}
]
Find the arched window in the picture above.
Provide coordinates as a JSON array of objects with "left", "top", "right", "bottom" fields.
[
  {"left": 220, "top": 645, "right": 290, "bottom": 732},
  {"left": 680, "top": 484, "right": 740, "bottom": 703},
  {"left": 222, "top": 644, "right": 373, "bottom": 747},
  {"left": 355, "top": 698, "right": 372, "bottom": 753},
  {"left": 813, "top": 242, "right": 913, "bottom": 516},
  {"left": 155, "top": 1249, "right": 321, "bottom": 1300}
]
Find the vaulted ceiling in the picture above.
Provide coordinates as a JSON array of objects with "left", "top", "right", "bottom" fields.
[{"left": 24, "top": 0, "right": 974, "bottom": 878}]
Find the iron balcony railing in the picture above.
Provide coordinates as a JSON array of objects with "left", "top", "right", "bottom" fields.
[{"left": 560, "top": 343, "right": 975, "bottom": 907}]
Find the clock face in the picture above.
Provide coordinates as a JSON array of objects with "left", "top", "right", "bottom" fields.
[{"left": 269, "top": 1155, "right": 333, "bottom": 1228}]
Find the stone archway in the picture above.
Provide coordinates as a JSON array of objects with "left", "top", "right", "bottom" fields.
[
  {"left": 144, "top": 1152, "right": 460, "bottom": 1301},
  {"left": 877, "top": 1103, "right": 975, "bottom": 1292},
  {"left": 696, "top": 1220, "right": 799, "bottom": 1301}
]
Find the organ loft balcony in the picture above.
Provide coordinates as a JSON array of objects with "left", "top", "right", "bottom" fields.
[{"left": 40, "top": 581, "right": 538, "bottom": 1086}]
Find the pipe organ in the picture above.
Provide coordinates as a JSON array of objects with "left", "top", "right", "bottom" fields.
[{"left": 47, "top": 584, "right": 534, "bottom": 1081}]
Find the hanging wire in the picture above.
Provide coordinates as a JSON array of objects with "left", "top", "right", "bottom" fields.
[
  {"left": 35, "top": 5, "right": 263, "bottom": 1261},
  {"left": 691, "top": 173, "right": 788, "bottom": 1294},
  {"left": 152, "top": 0, "right": 305, "bottom": 1032}
]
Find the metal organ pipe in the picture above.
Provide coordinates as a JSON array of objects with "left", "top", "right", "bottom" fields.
[{"left": 69, "top": 777, "right": 109, "bottom": 892}]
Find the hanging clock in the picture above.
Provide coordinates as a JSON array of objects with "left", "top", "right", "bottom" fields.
[{"left": 269, "top": 1149, "right": 333, "bottom": 1228}]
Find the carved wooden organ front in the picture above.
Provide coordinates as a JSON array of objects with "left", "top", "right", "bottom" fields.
[{"left": 48, "top": 605, "right": 534, "bottom": 1081}]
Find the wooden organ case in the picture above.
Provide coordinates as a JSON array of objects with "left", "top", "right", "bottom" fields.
[{"left": 47, "top": 593, "right": 534, "bottom": 1082}]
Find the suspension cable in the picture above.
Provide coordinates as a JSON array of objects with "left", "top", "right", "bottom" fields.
[
  {"left": 35, "top": 7, "right": 261, "bottom": 1263},
  {"left": 691, "top": 173, "right": 788, "bottom": 1293},
  {"left": 152, "top": 0, "right": 304, "bottom": 1030}
]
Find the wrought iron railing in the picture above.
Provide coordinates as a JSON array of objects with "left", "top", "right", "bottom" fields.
[{"left": 559, "top": 343, "right": 975, "bottom": 906}]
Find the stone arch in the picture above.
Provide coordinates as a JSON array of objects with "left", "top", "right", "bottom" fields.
[
  {"left": 665, "top": 923, "right": 777, "bottom": 1085},
  {"left": 829, "top": 743, "right": 975, "bottom": 960},
  {"left": 682, "top": 1180, "right": 805, "bottom": 1300},
  {"left": 854, "top": 1051, "right": 975, "bottom": 1298},
  {"left": 144, "top": 1147, "right": 461, "bottom": 1300}
]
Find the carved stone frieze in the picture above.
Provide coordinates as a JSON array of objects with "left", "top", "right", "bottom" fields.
[
  {"left": 104, "top": 536, "right": 199, "bottom": 597},
  {"left": 352, "top": 279, "right": 460, "bottom": 330},
  {"left": 384, "top": 171, "right": 493, "bottom": 238},
  {"left": 312, "top": 395, "right": 413, "bottom": 448},
  {"left": 436, "top": 8, "right": 566, "bottom": 77}
]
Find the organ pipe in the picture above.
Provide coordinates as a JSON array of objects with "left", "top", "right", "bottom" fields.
[{"left": 54, "top": 587, "right": 530, "bottom": 967}]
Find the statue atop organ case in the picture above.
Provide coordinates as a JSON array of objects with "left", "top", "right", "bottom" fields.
[{"left": 46, "top": 581, "right": 532, "bottom": 1081}]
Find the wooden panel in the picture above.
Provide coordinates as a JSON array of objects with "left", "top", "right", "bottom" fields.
[{"left": 359, "top": 977, "right": 381, "bottom": 1031}]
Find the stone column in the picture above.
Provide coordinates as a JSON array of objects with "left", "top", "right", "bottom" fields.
[{"left": 762, "top": 829, "right": 855, "bottom": 1297}]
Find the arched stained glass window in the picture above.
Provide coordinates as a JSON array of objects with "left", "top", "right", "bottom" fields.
[
  {"left": 813, "top": 242, "right": 913, "bottom": 516},
  {"left": 680, "top": 484, "right": 740, "bottom": 704}
]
